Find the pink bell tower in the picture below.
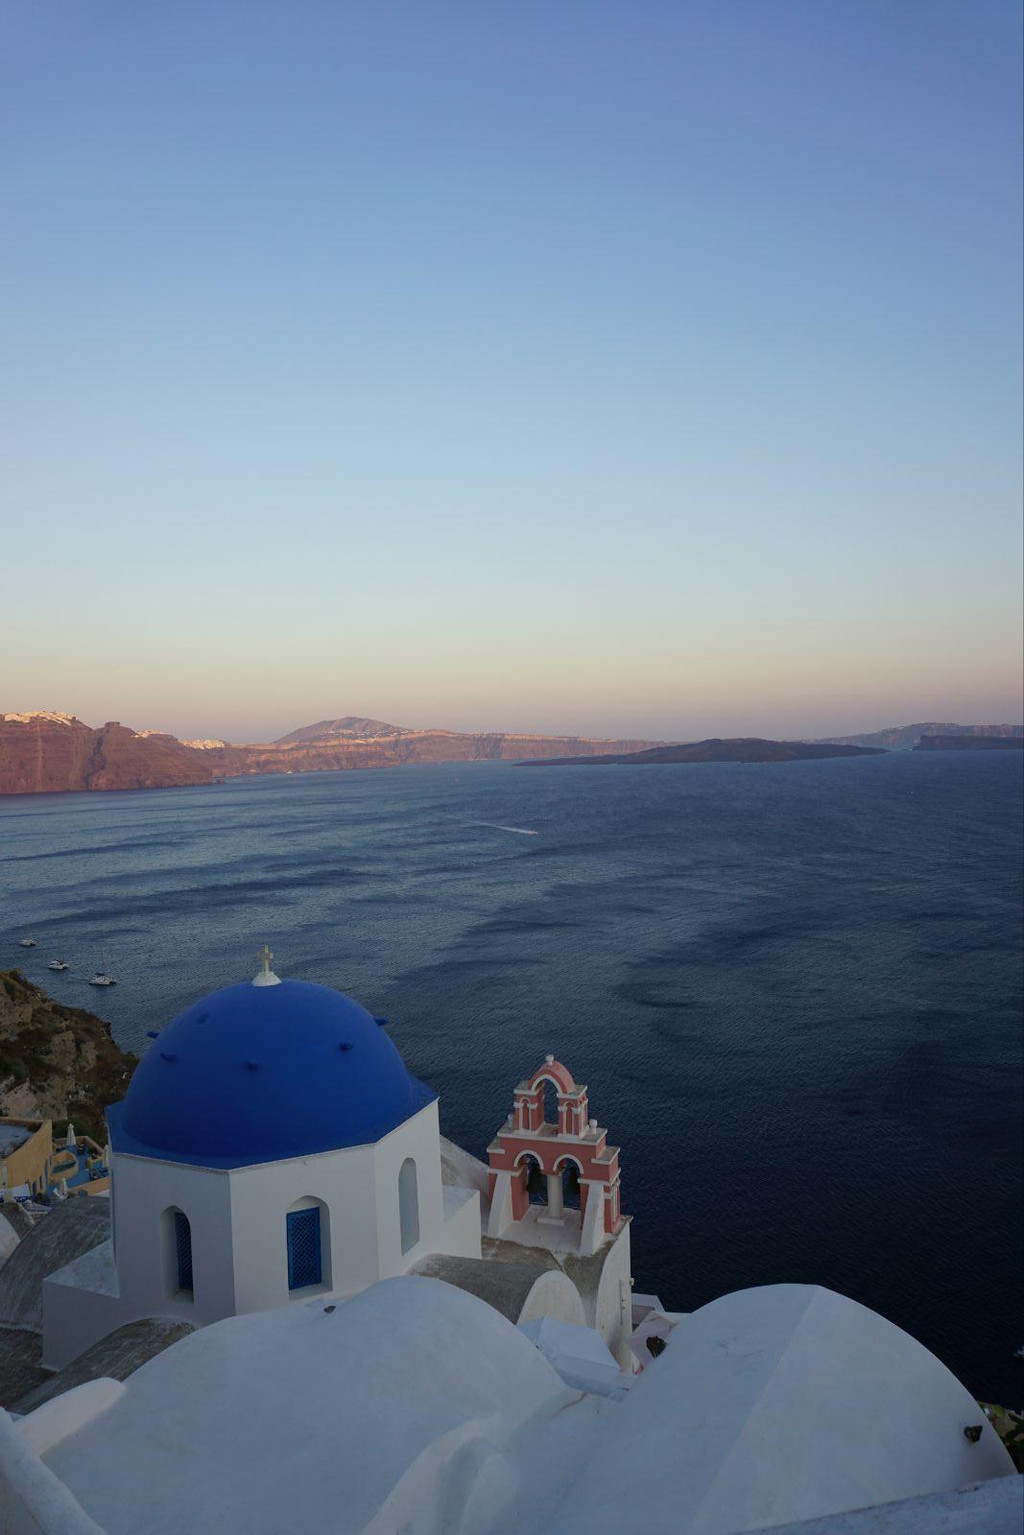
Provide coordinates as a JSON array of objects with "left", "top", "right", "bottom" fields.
[{"left": 485, "top": 1055, "right": 625, "bottom": 1256}]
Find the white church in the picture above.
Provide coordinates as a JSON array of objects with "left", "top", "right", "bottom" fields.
[{"left": 0, "top": 953, "right": 1018, "bottom": 1535}]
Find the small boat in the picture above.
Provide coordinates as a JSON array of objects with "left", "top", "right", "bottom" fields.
[
  {"left": 89, "top": 951, "right": 117, "bottom": 987},
  {"left": 19, "top": 938, "right": 37, "bottom": 948},
  {"left": 48, "top": 958, "right": 70, "bottom": 972}
]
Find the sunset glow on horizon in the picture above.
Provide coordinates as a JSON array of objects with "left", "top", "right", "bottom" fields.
[{"left": 2, "top": 2, "right": 1020, "bottom": 744}]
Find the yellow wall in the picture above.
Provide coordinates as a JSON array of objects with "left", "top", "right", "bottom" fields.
[
  {"left": 0, "top": 1118, "right": 53, "bottom": 1196},
  {"left": 68, "top": 1174, "right": 111, "bottom": 1198}
]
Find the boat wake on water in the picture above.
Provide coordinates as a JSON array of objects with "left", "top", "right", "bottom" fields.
[{"left": 479, "top": 823, "right": 540, "bottom": 837}]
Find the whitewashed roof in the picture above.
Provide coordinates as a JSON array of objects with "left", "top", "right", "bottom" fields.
[
  {"left": 544, "top": 1283, "right": 1015, "bottom": 1535},
  {"left": 4, "top": 1280, "right": 1015, "bottom": 1535},
  {"left": 38, "top": 1276, "right": 581, "bottom": 1535}
]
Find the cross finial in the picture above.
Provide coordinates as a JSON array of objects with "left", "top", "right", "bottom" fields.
[{"left": 252, "top": 942, "right": 282, "bottom": 988}]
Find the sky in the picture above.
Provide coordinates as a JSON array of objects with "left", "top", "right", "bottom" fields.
[{"left": 1, "top": 1, "right": 1021, "bottom": 743}]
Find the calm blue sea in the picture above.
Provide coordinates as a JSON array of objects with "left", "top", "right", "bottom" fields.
[{"left": 2, "top": 752, "right": 1021, "bottom": 1400}]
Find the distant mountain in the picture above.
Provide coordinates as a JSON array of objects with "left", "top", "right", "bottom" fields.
[
  {"left": 0, "top": 711, "right": 663, "bottom": 795},
  {"left": 205, "top": 726, "right": 663, "bottom": 778},
  {"left": 818, "top": 723, "right": 1023, "bottom": 751},
  {"left": 274, "top": 716, "right": 408, "bottom": 746},
  {"left": 0, "top": 714, "right": 213, "bottom": 795},
  {"left": 915, "top": 735, "right": 1024, "bottom": 752},
  {"left": 521, "top": 738, "right": 885, "bottom": 767}
]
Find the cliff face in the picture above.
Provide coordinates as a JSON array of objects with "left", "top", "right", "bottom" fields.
[
  {"left": 202, "top": 730, "right": 662, "bottom": 777},
  {"left": 0, "top": 711, "right": 661, "bottom": 795},
  {"left": 0, "top": 715, "right": 213, "bottom": 795},
  {"left": 821, "top": 723, "right": 1024, "bottom": 750},
  {"left": 0, "top": 970, "right": 137, "bottom": 1143},
  {"left": 914, "top": 735, "right": 1024, "bottom": 752}
]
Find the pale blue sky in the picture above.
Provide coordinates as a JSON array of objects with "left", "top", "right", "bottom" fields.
[{"left": 2, "top": 2, "right": 1021, "bottom": 742}]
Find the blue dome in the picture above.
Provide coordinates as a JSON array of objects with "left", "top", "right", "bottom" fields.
[{"left": 107, "top": 979, "right": 435, "bottom": 1168}]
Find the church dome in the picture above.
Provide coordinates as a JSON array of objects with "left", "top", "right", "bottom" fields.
[{"left": 108, "top": 973, "right": 434, "bottom": 1168}]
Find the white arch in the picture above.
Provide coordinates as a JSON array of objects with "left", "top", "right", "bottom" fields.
[
  {"left": 535, "top": 1077, "right": 562, "bottom": 1125},
  {"left": 532, "top": 1074, "right": 567, "bottom": 1095}
]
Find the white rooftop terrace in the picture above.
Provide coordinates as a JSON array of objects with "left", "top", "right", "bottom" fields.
[{"left": 0, "top": 1279, "right": 1016, "bottom": 1535}]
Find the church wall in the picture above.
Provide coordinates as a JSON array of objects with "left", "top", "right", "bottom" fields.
[
  {"left": 109, "top": 1154, "right": 236, "bottom": 1326},
  {"left": 438, "top": 1184, "right": 481, "bottom": 1260},
  {"left": 371, "top": 1102, "right": 473, "bottom": 1275},
  {"left": 42, "top": 1154, "right": 236, "bottom": 1369},
  {"left": 227, "top": 1142, "right": 379, "bottom": 1310},
  {"left": 42, "top": 1270, "right": 125, "bottom": 1373}
]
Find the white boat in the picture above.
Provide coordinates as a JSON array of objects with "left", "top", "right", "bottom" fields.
[
  {"left": 89, "top": 952, "right": 117, "bottom": 987},
  {"left": 19, "top": 938, "right": 37, "bottom": 948},
  {"left": 48, "top": 958, "right": 70, "bottom": 972}
]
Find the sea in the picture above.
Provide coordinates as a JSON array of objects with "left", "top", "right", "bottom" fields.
[{"left": 2, "top": 750, "right": 1021, "bottom": 1401}]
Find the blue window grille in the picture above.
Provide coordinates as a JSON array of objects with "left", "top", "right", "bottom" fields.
[
  {"left": 287, "top": 1207, "right": 322, "bottom": 1290},
  {"left": 174, "top": 1211, "right": 193, "bottom": 1293}
]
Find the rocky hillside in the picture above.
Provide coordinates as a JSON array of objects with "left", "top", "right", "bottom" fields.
[
  {"left": 0, "top": 714, "right": 213, "bottom": 795},
  {"left": 0, "top": 970, "right": 137, "bottom": 1142}
]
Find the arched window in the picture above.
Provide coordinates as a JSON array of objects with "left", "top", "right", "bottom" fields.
[
  {"left": 162, "top": 1206, "right": 193, "bottom": 1299},
  {"left": 542, "top": 1079, "right": 559, "bottom": 1126},
  {"left": 399, "top": 1158, "right": 419, "bottom": 1254},
  {"left": 174, "top": 1211, "right": 193, "bottom": 1292},
  {"left": 286, "top": 1202, "right": 323, "bottom": 1290}
]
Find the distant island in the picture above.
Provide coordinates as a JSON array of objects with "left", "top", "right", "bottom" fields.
[
  {"left": 520, "top": 738, "right": 886, "bottom": 767},
  {"left": 817, "top": 722, "right": 1024, "bottom": 751},
  {"left": 914, "top": 735, "right": 1024, "bottom": 752},
  {"left": 3, "top": 711, "right": 1021, "bottom": 795}
]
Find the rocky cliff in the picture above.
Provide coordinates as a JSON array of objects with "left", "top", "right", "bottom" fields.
[
  {"left": 0, "top": 971, "right": 137, "bottom": 1143},
  {"left": 0, "top": 710, "right": 661, "bottom": 794},
  {"left": 914, "top": 735, "right": 1024, "bottom": 752},
  {"left": 820, "top": 722, "right": 1024, "bottom": 750},
  {"left": 0, "top": 714, "right": 213, "bottom": 795},
  {"left": 201, "top": 728, "right": 662, "bottom": 778}
]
